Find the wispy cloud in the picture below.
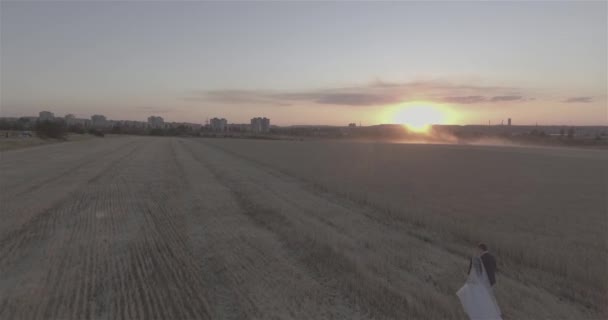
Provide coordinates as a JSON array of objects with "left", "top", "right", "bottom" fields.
[
  {"left": 442, "top": 95, "right": 528, "bottom": 104},
  {"left": 490, "top": 95, "right": 524, "bottom": 102},
  {"left": 187, "top": 87, "right": 404, "bottom": 107},
  {"left": 442, "top": 96, "right": 486, "bottom": 104},
  {"left": 315, "top": 93, "right": 400, "bottom": 106},
  {"left": 563, "top": 96, "right": 593, "bottom": 103},
  {"left": 184, "top": 80, "right": 536, "bottom": 107}
]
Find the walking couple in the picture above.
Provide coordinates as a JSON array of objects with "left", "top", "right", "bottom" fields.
[{"left": 456, "top": 243, "right": 502, "bottom": 320}]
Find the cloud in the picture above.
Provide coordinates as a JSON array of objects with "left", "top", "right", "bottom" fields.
[
  {"left": 369, "top": 79, "right": 402, "bottom": 88},
  {"left": 184, "top": 80, "right": 532, "bottom": 107},
  {"left": 442, "top": 94, "right": 529, "bottom": 104},
  {"left": 442, "top": 96, "right": 486, "bottom": 104},
  {"left": 563, "top": 96, "right": 593, "bottom": 103},
  {"left": 199, "top": 90, "right": 400, "bottom": 106},
  {"left": 490, "top": 95, "right": 524, "bottom": 102},
  {"left": 315, "top": 93, "right": 401, "bottom": 106}
]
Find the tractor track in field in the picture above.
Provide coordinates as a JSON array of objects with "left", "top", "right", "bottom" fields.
[
  {"left": 180, "top": 139, "right": 459, "bottom": 319},
  {"left": 0, "top": 138, "right": 214, "bottom": 320},
  {"left": 1, "top": 139, "right": 141, "bottom": 198},
  {"left": 0, "top": 140, "right": 146, "bottom": 266}
]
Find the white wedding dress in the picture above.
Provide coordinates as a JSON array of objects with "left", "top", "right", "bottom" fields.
[{"left": 456, "top": 257, "right": 502, "bottom": 320}]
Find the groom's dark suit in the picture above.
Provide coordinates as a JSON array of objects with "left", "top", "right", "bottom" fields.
[{"left": 468, "top": 252, "right": 497, "bottom": 286}]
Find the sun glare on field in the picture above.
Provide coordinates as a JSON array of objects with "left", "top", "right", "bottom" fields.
[{"left": 387, "top": 102, "right": 449, "bottom": 133}]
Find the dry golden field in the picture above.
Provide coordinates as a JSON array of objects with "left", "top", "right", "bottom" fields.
[
  {"left": 199, "top": 138, "right": 608, "bottom": 319},
  {"left": 1, "top": 136, "right": 606, "bottom": 319}
]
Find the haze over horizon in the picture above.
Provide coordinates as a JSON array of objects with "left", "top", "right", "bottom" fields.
[{"left": 1, "top": 1, "right": 606, "bottom": 126}]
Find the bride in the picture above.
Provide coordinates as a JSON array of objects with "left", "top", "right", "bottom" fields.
[{"left": 456, "top": 256, "right": 502, "bottom": 320}]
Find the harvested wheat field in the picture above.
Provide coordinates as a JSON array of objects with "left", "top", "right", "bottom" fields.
[{"left": 0, "top": 136, "right": 606, "bottom": 320}]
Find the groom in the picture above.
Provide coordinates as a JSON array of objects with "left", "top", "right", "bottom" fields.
[{"left": 468, "top": 243, "right": 497, "bottom": 287}]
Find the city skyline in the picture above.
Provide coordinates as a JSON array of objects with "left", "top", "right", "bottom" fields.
[{"left": 1, "top": 1, "right": 606, "bottom": 126}]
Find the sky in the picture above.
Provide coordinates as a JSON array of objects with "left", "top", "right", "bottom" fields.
[{"left": 1, "top": 1, "right": 606, "bottom": 126}]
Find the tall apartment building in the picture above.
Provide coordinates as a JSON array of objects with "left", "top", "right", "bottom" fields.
[
  {"left": 250, "top": 117, "right": 270, "bottom": 133},
  {"left": 210, "top": 118, "right": 227, "bottom": 132}
]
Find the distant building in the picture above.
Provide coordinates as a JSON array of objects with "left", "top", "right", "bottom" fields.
[
  {"left": 148, "top": 116, "right": 165, "bottom": 129},
  {"left": 38, "top": 111, "right": 55, "bottom": 121},
  {"left": 65, "top": 114, "right": 88, "bottom": 127},
  {"left": 229, "top": 123, "right": 251, "bottom": 132},
  {"left": 251, "top": 118, "right": 260, "bottom": 132},
  {"left": 91, "top": 114, "right": 108, "bottom": 128},
  {"left": 250, "top": 117, "right": 270, "bottom": 133},
  {"left": 348, "top": 123, "right": 357, "bottom": 127},
  {"left": 166, "top": 122, "right": 202, "bottom": 131},
  {"left": 120, "top": 120, "right": 148, "bottom": 129},
  {"left": 187, "top": 122, "right": 202, "bottom": 131},
  {"left": 210, "top": 118, "right": 227, "bottom": 132}
]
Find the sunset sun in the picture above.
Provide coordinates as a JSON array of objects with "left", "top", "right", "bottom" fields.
[{"left": 387, "top": 102, "right": 449, "bottom": 133}]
